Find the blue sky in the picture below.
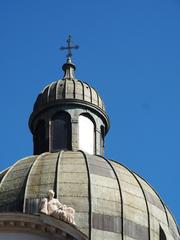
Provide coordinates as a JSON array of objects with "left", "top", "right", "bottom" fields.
[{"left": 0, "top": 0, "right": 180, "bottom": 226}]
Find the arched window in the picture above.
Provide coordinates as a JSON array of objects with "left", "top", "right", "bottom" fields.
[
  {"left": 100, "top": 125, "right": 105, "bottom": 154},
  {"left": 79, "top": 115, "right": 95, "bottom": 154},
  {"left": 160, "top": 226, "right": 166, "bottom": 240},
  {"left": 34, "top": 120, "right": 47, "bottom": 154},
  {"left": 51, "top": 112, "right": 71, "bottom": 152}
]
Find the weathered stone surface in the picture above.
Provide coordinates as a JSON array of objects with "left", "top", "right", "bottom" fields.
[{"left": 0, "top": 151, "right": 179, "bottom": 240}]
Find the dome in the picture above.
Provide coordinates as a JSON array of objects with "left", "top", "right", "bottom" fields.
[
  {"left": 28, "top": 57, "right": 109, "bottom": 156},
  {"left": 29, "top": 58, "right": 110, "bottom": 155},
  {"left": 31, "top": 58, "right": 107, "bottom": 125},
  {"left": 0, "top": 151, "right": 179, "bottom": 240},
  {"left": 33, "top": 78, "right": 106, "bottom": 116}
]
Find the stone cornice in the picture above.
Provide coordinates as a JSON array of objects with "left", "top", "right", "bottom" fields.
[{"left": 0, "top": 213, "right": 87, "bottom": 240}]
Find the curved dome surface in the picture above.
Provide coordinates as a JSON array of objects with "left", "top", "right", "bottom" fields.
[
  {"left": 33, "top": 79, "right": 106, "bottom": 115},
  {"left": 0, "top": 151, "right": 179, "bottom": 240}
]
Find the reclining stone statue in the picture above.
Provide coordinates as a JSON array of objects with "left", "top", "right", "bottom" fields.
[{"left": 40, "top": 189, "right": 75, "bottom": 225}]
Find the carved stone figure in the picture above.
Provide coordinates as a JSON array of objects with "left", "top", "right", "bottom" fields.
[{"left": 40, "top": 190, "right": 75, "bottom": 225}]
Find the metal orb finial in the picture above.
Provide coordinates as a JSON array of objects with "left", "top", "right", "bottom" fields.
[{"left": 60, "top": 35, "right": 79, "bottom": 59}]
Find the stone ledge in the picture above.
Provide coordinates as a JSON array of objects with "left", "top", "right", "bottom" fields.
[{"left": 0, "top": 213, "right": 87, "bottom": 240}]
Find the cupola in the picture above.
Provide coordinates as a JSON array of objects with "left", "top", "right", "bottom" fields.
[{"left": 29, "top": 37, "right": 110, "bottom": 156}]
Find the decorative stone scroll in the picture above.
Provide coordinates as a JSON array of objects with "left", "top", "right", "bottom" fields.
[{"left": 40, "top": 190, "right": 75, "bottom": 225}]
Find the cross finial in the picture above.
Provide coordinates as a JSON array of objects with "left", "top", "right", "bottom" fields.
[{"left": 60, "top": 35, "right": 79, "bottom": 59}]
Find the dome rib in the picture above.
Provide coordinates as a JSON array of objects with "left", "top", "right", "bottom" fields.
[
  {"left": 83, "top": 154, "right": 122, "bottom": 239},
  {"left": 130, "top": 171, "right": 151, "bottom": 240},
  {"left": 23, "top": 152, "right": 50, "bottom": 213},
  {"left": 111, "top": 159, "right": 151, "bottom": 240},
  {"left": 134, "top": 172, "right": 170, "bottom": 228},
  {"left": 43, "top": 87, "right": 49, "bottom": 105},
  {"left": 82, "top": 81, "right": 85, "bottom": 101},
  {"left": 110, "top": 159, "right": 176, "bottom": 239},
  {"left": 55, "top": 150, "right": 64, "bottom": 198},
  {"left": 48, "top": 81, "right": 57, "bottom": 102},
  {"left": 0, "top": 156, "right": 36, "bottom": 212},
  {"left": 72, "top": 79, "right": 76, "bottom": 99},
  {"left": 110, "top": 159, "right": 171, "bottom": 234},
  {"left": 56, "top": 151, "right": 90, "bottom": 236},
  {"left": 0, "top": 160, "right": 20, "bottom": 189},
  {"left": 167, "top": 206, "right": 180, "bottom": 237},
  {"left": 92, "top": 86, "right": 99, "bottom": 107},
  {"left": 86, "top": 82, "right": 93, "bottom": 103},
  {"left": 103, "top": 157, "right": 124, "bottom": 240},
  {"left": 133, "top": 173, "right": 169, "bottom": 226},
  {"left": 76, "top": 80, "right": 83, "bottom": 100},
  {"left": 166, "top": 206, "right": 180, "bottom": 239},
  {"left": 0, "top": 168, "right": 10, "bottom": 183},
  {"left": 64, "top": 79, "right": 67, "bottom": 98},
  {"left": 55, "top": 80, "right": 60, "bottom": 99},
  {"left": 47, "top": 81, "right": 55, "bottom": 103},
  {"left": 109, "top": 159, "right": 150, "bottom": 239},
  {"left": 79, "top": 151, "right": 92, "bottom": 240}
]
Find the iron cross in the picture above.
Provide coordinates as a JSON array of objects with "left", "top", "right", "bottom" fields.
[{"left": 60, "top": 35, "right": 79, "bottom": 58}]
